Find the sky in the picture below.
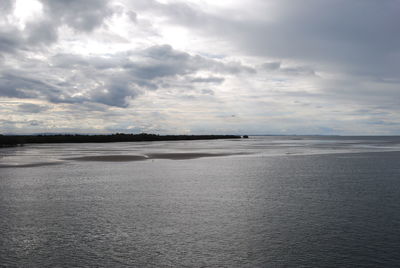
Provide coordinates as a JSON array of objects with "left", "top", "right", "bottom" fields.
[{"left": 1, "top": 0, "right": 400, "bottom": 135}]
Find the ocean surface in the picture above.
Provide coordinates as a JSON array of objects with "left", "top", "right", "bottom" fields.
[{"left": 1, "top": 136, "right": 400, "bottom": 267}]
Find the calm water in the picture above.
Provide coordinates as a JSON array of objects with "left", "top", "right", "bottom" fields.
[{"left": 1, "top": 136, "right": 400, "bottom": 267}]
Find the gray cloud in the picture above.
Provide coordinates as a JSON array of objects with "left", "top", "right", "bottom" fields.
[
  {"left": 261, "top": 62, "right": 315, "bottom": 76},
  {"left": 261, "top": 62, "right": 281, "bottom": 71},
  {"left": 2, "top": 0, "right": 399, "bottom": 134},
  {"left": 0, "top": 0, "right": 115, "bottom": 55},
  {"left": 0, "top": 72, "right": 60, "bottom": 99},
  {"left": 46, "top": 45, "right": 254, "bottom": 106},
  {"left": 0, "top": 71, "right": 91, "bottom": 106},
  {"left": 134, "top": 0, "right": 400, "bottom": 80},
  {"left": 127, "top": 11, "right": 137, "bottom": 23},
  {"left": 1, "top": 43, "right": 255, "bottom": 108},
  {"left": 52, "top": 44, "right": 254, "bottom": 76},
  {"left": 126, "top": 0, "right": 400, "bottom": 130},
  {"left": 127, "top": 45, "right": 255, "bottom": 79},
  {"left": 281, "top": 67, "right": 315, "bottom": 76},
  {"left": 0, "top": 0, "right": 14, "bottom": 15},
  {"left": 26, "top": 19, "right": 58, "bottom": 45},
  {"left": 39, "top": 0, "right": 114, "bottom": 32},
  {"left": 90, "top": 78, "right": 141, "bottom": 108},
  {"left": 18, "top": 103, "right": 49, "bottom": 113},
  {"left": 0, "top": 28, "right": 22, "bottom": 53},
  {"left": 190, "top": 76, "right": 225, "bottom": 84},
  {"left": 201, "top": 89, "right": 214, "bottom": 95}
]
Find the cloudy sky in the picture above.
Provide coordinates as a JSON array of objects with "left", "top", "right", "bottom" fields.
[{"left": 1, "top": 0, "right": 399, "bottom": 135}]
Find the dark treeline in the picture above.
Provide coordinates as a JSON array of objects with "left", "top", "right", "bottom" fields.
[{"left": 0, "top": 133, "right": 242, "bottom": 146}]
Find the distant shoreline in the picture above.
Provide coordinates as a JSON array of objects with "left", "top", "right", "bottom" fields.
[{"left": 0, "top": 133, "right": 243, "bottom": 147}]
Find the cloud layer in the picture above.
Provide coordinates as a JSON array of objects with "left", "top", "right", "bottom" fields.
[{"left": 1, "top": 0, "right": 399, "bottom": 135}]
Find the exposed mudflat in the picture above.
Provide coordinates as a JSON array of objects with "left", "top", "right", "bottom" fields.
[
  {"left": 0, "top": 162, "right": 62, "bottom": 168},
  {"left": 145, "top": 152, "right": 237, "bottom": 160},
  {"left": 65, "top": 155, "right": 148, "bottom": 162},
  {"left": 65, "top": 152, "right": 242, "bottom": 162}
]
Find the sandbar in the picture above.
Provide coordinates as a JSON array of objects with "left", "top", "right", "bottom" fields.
[
  {"left": 0, "top": 162, "right": 62, "bottom": 168},
  {"left": 65, "top": 155, "right": 148, "bottom": 162},
  {"left": 146, "top": 153, "right": 235, "bottom": 160},
  {"left": 65, "top": 152, "right": 243, "bottom": 162}
]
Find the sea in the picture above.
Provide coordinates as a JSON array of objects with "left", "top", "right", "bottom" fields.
[{"left": 1, "top": 136, "right": 400, "bottom": 267}]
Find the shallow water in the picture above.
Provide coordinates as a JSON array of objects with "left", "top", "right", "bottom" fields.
[{"left": 1, "top": 136, "right": 400, "bottom": 267}]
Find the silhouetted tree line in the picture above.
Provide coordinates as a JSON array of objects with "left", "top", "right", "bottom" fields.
[{"left": 0, "top": 133, "right": 241, "bottom": 146}]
